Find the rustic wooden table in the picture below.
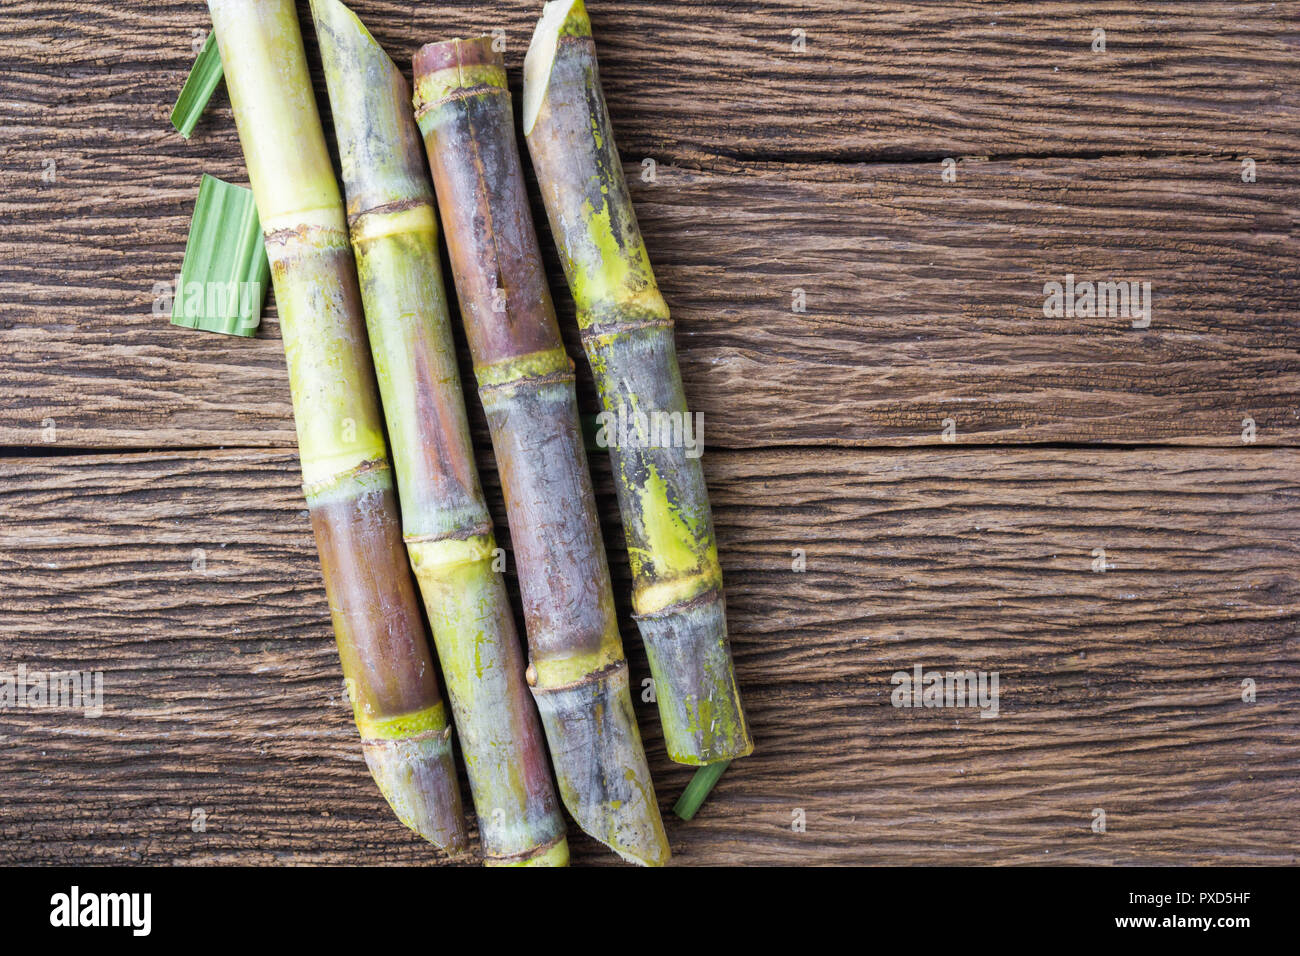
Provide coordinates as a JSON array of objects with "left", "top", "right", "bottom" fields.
[{"left": 1, "top": 1, "right": 1297, "bottom": 866}]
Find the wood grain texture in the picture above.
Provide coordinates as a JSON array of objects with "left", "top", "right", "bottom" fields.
[
  {"left": 0, "top": 447, "right": 1295, "bottom": 865},
  {"left": 3, "top": 150, "right": 1297, "bottom": 448},
  {"left": 1, "top": 0, "right": 1296, "bottom": 868},
  {"left": 3, "top": 0, "right": 1298, "bottom": 163},
  {"left": 1, "top": 1, "right": 1298, "bottom": 449}
]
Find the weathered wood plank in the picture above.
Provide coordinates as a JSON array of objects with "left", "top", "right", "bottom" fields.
[
  {"left": 3, "top": 152, "right": 1297, "bottom": 449},
  {"left": 2, "top": 1, "right": 1297, "bottom": 450},
  {"left": 1, "top": 446, "right": 1295, "bottom": 864},
  {"left": 3, "top": 1, "right": 1298, "bottom": 163}
]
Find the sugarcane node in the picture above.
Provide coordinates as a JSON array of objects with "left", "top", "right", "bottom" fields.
[
  {"left": 300, "top": 455, "right": 387, "bottom": 500},
  {"left": 360, "top": 723, "right": 452, "bottom": 747},
  {"left": 486, "top": 829, "right": 570, "bottom": 867},
  {"left": 402, "top": 520, "right": 495, "bottom": 545},
  {"left": 579, "top": 315, "right": 675, "bottom": 343},
  {"left": 345, "top": 195, "right": 428, "bottom": 229},
  {"left": 262, "top": 222, "right": 348, "bottom": 248},
  {"left": 632, "top": 585, "right": 722, "bottom": 621},
  {"left": 529, "top": 657, "right": 627, "bottom": 695},
  {"left": 411, "top": 37, "right": 508, "bottom": 125},
  {"left": 476, "top": 368, "right": 576, "bottom": 399}
]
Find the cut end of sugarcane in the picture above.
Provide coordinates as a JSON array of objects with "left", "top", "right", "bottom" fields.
[
  {"left": 309, "top": 0, "right": 360, "bottom": 54},
  {"left": 311, "top": 0, "right": 434, "bottom": 222},
  {"left": 531, "top": 662, "right": 671, "bottom": 866},
  {"left": 310, "top": 0, "right": 386, "bottom": 77},
  {"left": 523, "top": 0, "right": 590, "bottom": 137},
  {"left": 363, "top": 731, "right": 469, "bottom": 853}
]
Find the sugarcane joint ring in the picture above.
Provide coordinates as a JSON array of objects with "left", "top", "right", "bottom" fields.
[{"left": 412, "top": 37, "right": 507, "bottom": 117}]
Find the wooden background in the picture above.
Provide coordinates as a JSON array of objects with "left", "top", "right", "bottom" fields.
[{"left": 0, "top": 0, "right": 1296, "bottom": 865}]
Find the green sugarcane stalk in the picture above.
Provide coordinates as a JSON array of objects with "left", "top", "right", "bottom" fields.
[
  {"left": 523, "top": 0, "right": 753, "bottom": 767},
  {"left": 208, "top": 0, "right": 466, "bottom": 851},
  {"left": 412, "top": 36, "right": 670, "bottom": 866},
  {"left": 309, "top": 0, "right": 567, "bottom": 867}
]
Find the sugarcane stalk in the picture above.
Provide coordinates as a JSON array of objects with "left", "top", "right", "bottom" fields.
[
  {"left": 309, "top": 0, "right": 567, "bottom": 867},
  {"left": 207, "top": 0, "right": 466, "bottom": 851},
  {"left": 523, "top": 0, "right": 753, "bottom": 766},
  {"left": 412, "top": 36, "right": 669, "bottom": 866}
]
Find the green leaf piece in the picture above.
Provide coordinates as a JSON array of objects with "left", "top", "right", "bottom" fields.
[
  {"left": 672, "top": 760, "right": 731, "bottom": 821},
  {"left": 170, "top": 31, "right": 224, "bottom": 139},
  {"left": 170, "top": 174, "right": 269, "bottom": 337}
]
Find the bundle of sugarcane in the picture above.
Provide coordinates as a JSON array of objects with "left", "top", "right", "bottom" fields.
[
  {"left": 207, "top": 0, "right": 466, "bottom": 850},
  {"left": 412, "top": 36, "right": 670, "bottom": 866},
  {"left": 309, "top": 0, "right": 567, "bottom": 867},
  {"left": 523, "top": 0, "right": 752, "bottom": 768}
]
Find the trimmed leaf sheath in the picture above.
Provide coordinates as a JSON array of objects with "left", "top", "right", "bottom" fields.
[
  {"left": 523, "top": 0, "right": 752, "bottom": 765},
  {"left": 207, "top": 0, "right": 466, "bottom": 850},
  {"left": 310, "top": 0, "right": 567, "bottom": 867},
  {"left": 412, "top": 37, "right": 670, "bottom": 866}
]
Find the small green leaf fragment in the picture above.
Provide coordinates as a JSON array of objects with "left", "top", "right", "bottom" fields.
[
  {"left": 672, "top": 760, "right": 731, "bottom": 821},
  {"left": 170, "top": 31, "right": 224, "bottom": 139},
  {"left": 171, "top": 174, "right": 270, "bottom": 337}
]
